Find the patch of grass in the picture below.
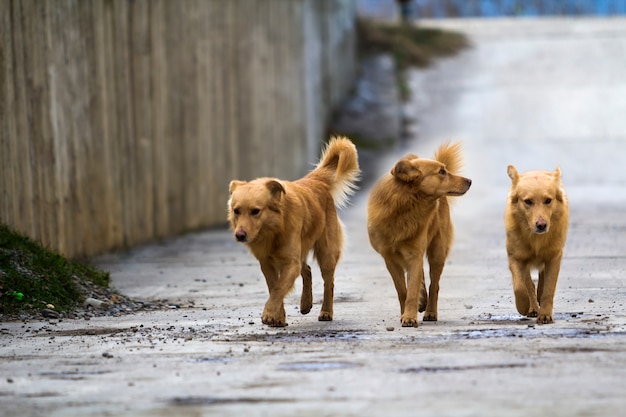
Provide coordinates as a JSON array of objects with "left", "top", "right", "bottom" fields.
[
  {"left": 357, "top": 18, "right": 469, "bottom": 99},
  {"left": 357, "top": 18, "right": 469, "bottom": 70},
  {"left": 0, "top": 224, "right": 110, "bottom": 315}
]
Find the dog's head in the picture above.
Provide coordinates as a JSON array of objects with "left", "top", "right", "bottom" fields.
[
  {"left": 507, "top": 165, "right": 565, "bottom": 234},
  {"left": 227, "top": 178, "right": 285, "bottom": 244},
  {"left": 390, "top": 154, "right": 472, "bottom": 197}
]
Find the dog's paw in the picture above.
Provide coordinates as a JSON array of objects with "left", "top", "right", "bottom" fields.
[
  {"left": 318, "top": 311, "right": 333, "bottom": 322},
  {"left": 537, "top": 314, "right": 554, "bottom": 324},
  {"left": 262, "top": 316, "right": 287, "bottom": 327},
  {"left": 423, "top": 312, "right": 438, "bottom": 321},
  {"left": 300, "top": 296, "right": 313, "bottom": 315},
  {"left": 262, "top": 311, "right": 287, "bottom": 327},
  {"left": 526, "top": 309, "right": 538, "bottom": 318},
  {"left": 401, "top": 316, "right": 418, "bottom": 327}
]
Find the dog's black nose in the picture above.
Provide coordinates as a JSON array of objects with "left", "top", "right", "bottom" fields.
[
  {"left": 535, "top": 220, "right": 547, "bottom": 233},
  {"left": 235, "top": 231, "right": 247, "bottom": 242}
]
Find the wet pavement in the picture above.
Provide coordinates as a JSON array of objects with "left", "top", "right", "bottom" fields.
[{"left": 2, "top": 18, "right": 626, "bottom": 417}]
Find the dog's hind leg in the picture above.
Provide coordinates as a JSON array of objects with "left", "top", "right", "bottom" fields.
[
  {"left": 424, "top": 259, "right": 444, "bottom": 321},
  {"left": 383, "top": 255, "right": 407, "bottom": 315},
  {"left": 537, "top": 268, "right": 545, "bottom": 305},
  {"left": 419, "top": 272, "right": 427, "bottom": 313},
  {"left": 314, "top": 244, "right": 339, "bottom": 322},
  {"left": 300, "top": 262, "right": 313, "bottom": 315},
  {"left": 423, "top": 226, "right": 452, "bottom": 321}
]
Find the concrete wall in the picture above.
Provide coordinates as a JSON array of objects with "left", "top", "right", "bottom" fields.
[{"left": 0, "top": 0, "right": 356, "bottom": 258}]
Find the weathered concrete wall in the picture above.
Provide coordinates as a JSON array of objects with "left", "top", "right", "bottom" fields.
[{"left": 0, "top": 0, "right": 356, "bottom": 258}]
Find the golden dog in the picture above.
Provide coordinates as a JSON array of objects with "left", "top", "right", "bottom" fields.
[
  {"left": 228, "top": 137, "right": 360, "bottom": 327},
  {"left": 367, "top": 142, "right": 472, "bottom": 327},
  {"left": 505, "top": 165, "right": 569, "bottom": 324}
]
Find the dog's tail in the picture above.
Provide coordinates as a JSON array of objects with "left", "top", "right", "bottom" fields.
[
  {"left": 434, "top": 141, "right": 463, "bottom": 174},
  {"left": 311, "top": 136, "right": 360, "bottom": 209}
]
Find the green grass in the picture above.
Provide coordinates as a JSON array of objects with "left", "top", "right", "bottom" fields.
[
  {"left": 357, "top": 18, "right": 469, "bottom": 98},
  {"left": 0, "top": 224, "right": 110, "bottom": 315}
]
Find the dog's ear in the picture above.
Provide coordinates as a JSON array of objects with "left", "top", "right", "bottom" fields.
[
  {"left": 391, "top": 160, "right": 420, "bottom": 183},
  {"left": 265, "top": 180, "right": 286, "bottom": 200},
  {"left": 554, "top": 166, "right": 565, "bottom": 202},
  {"left": 229, "top": 180, "right": 246, "bottom": 195},
  {"left": 507, "top": 165, "right": 519, "bottom": 185}
]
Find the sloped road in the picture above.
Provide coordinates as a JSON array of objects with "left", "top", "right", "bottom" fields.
[{"left": 2, "top": 18, "right": 626, "bottom": 417}]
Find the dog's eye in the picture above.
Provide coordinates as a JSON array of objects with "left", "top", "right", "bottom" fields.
[
  {"left": 439, "top": 168, "right": 447, "bottom": 175},
  {"left": 523, "top": 199, "right": 533, "bottom": 206},
  {"left": 250, "top": 208, "right": 260, "bottom": 216},
  {"left": 544, "top": 198, "right": 552, "bottom": 205},
  {"left": 233, "top": 208, "right": 241, "bottom": 216}
]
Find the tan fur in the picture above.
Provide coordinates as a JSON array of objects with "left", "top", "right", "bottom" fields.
[
  {"left": 505, "top": 165, "right": 569, "bottom": 324},
  {"left": 367, "top": 142, "right": 472, "bottom": 327},
  {"left": 228, "top": 136, "right": 360, "bottom": 327}
]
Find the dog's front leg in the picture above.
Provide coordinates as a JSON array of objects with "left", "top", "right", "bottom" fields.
[
  {"left": 260, "top": 260, "right": 299, "bottom": 327},
  {"left": 509, "top": 259, "right": 539, "bottom": 317},
  {"left": 402, "top": 259, "right": 424, "bottom": 327},
  {"left": 537, "top": 254, "right": 562, "bottom": 324}
]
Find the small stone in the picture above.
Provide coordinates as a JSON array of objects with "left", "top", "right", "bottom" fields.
[
  {"left": 102, "top": 352, "right": 114, "bottom": 358},
  {"left": 386, "top": 326, "right": 395, "bottom": 331},
  {"left": 41, "top": 309, "right": 60, "bottom": 319},
  {"left": 46, "top": 304, "right": 55, "bottom": 310},
  {"left": 464, "top": 304, "right": 473, "bottom": 309},
  {"left": 84, "top": 298, "right": 110, "bottom": 309},
  {"left": 588, "top": 299, "right": 594, "bottom": 303}
]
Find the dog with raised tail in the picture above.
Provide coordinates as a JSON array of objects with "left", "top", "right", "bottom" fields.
[
  {"left": 505, "top": 165, "right": 569, "bottom": 324},
  {"left": 228, "top": 136, "right": 360, "bottom": 327},
  {"left": 367, "top": 142, "right": 472, "bottom": 327}
]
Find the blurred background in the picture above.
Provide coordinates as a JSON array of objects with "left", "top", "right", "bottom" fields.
[{"left": 359, "top": 0, "right": 626, "bottom": 19}]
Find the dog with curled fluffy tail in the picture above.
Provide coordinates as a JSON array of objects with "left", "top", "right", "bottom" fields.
[
  {"left": 367, "top": 142, "right": 472, "bottom": 327},
  {"left": 228, "top": 136, "right": 360, "bottom": 327}
]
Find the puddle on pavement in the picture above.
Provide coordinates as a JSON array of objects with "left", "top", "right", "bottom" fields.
[
  {"left": 278, "top": 361, "right": 361, "bottom": 371},
  {"left": 39, "top": 370, "right": 112, "bottom": 380},
  {"left": 34, "top": 327, "right": 130, "bottom": 337},
  {"left": 473, "top": 312, "right": 585, "bottom": 324},
  {"left": 171, "top": 396, "right": 292, "bottom": 406},
  {"left": 453, "top": 327, "right": 623, "bottom": 340},
  {"left": 188, "top": 356, "right": 230, "bottom": 364},
  {"left": 222, "top": 329, "right": 369, "bottom": 343},
  {"left": 401, "top": 363, "right": 528, "bottom": 374}
]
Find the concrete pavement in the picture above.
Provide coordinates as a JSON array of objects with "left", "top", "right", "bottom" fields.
[{"left": 2, "top": 18, "right": 626, "bottom": 417}]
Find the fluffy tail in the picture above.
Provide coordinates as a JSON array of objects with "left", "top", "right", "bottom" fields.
[
  {"left": 434, "top": 141, "right": 463, "bottom": 174},
  {"left": 311, "top": 136, "right": 360, "bottom": 209}
]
